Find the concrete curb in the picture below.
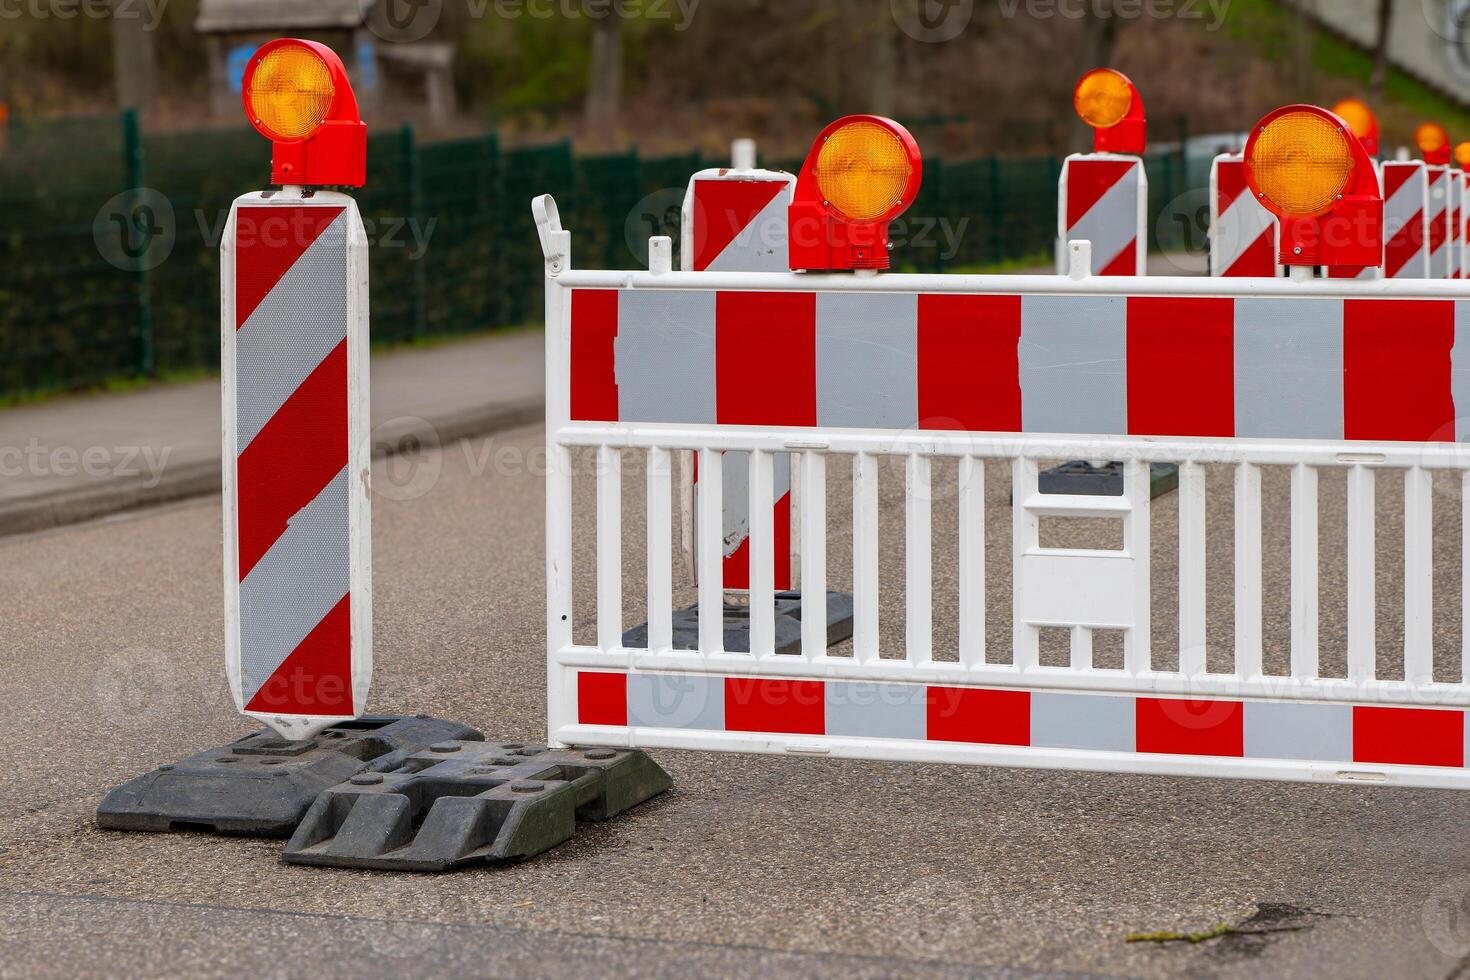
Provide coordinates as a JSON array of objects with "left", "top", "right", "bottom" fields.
[{"left": 0, "top": 396, "right": 544, "bottom": 539}]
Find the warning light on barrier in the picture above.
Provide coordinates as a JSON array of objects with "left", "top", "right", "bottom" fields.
[
  {"left": 1244, "top": 104, "right": 1382, "bottom": 269},
  {"left": 1330, "top": 98, "right": 1380, "bottom": 156},
  {"left": 241, "top": 38, "right": 366, "bottom": 187},
  {"left": 1073, "top": 68, "right": 1146, "bottom": 154},
  {"left": 788, "top": 115, "right": 922, "bottom": 272},
  {"left": 1416, "top": 121, "right": 1452, "bottom": 165},
  {"left": 1456, "top": 142, "right": 1470, "bottom": 170}
]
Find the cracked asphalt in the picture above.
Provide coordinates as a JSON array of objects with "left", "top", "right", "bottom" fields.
[{"left": 3, "top": 422, "right": 1470, "bottom": 978}]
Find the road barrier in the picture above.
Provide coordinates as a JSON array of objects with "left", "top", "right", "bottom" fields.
[{"left": 538, "top": 180, "right": 1470, "bottom": 788}]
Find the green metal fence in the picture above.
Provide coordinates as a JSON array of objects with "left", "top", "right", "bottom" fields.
[{"left": 0, "top": 112, "right": 1206, "bottom": 400}]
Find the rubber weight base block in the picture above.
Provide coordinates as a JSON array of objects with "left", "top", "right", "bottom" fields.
[
  {"left": 283, "top": 741, "right": 672, "bottom": 872},
  {"left": 622, "top": 590, "right": 854, "bottom": 655},
  {"left": 96, "top": 715, "right": 483, "bottom": 837}
]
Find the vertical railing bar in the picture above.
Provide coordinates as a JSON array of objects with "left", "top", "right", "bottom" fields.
[
  {"left": 799, "top": 452, "right": 827, "bottom": 661},
  {"left": 906, "top": 453, "right": 933, "bottom": 667},
  {"left": 853, "top": 452, "right": 880, "bottom": 663},
  {"left": 1289, "top": 463, "right": 1320, "bottom": 680},
  {"left": 596, "top": 445, "right": 623, "bottom": 653},
  {"left": 1463, "top": 472, "right": 1470, "bottom": 686},
  {"left": 1178, "top": 461, "right": 1207, "bottom": 675},
  {"left": 698, "top": 448, "right": 725, "bottom": 656},
  {"left": 1234, "top": 462, "right": 1263, "bottom": 679},
  {"left": 1404, "top": 466, "right": 1433, "bottom": 685},
  {"left": 1012, "top": 457, "right": 1039, "bottom": 671},
  {"left": 646, "top": 447, "right": 673, "bottom": 654},
  {"left": 1071, "top": 625, "right": 1092, "bottom": 671},
  {"left": 1347, "top": 464, "right": 1376, "bottom": 682},
  {"left": 748, "top": 448, "right": 776, "bottom": 658},
  {"left": 1124, "top": 458, "right": 1151, "bottom": 675},
  {"left": 958, "top": 456, "right": 985, "bottom": 668}
]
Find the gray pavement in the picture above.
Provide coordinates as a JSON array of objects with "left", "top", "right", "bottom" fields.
[
  {"left": 0, "top": 328, "right": 544, "bottom": 536},
  {"left": 3, "top": 422, "right": 1470, "bottom": 978}
]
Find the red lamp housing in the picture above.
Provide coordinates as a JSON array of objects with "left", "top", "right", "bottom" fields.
[
  {"left": 241, "top": 38, "right": 367, "bottom": 188},
  {"left": 788, "top": 115, "right": 923, "bottom": 272},
  {"left": 1244, "top": 104, "right": 1382, "bottom": 270}
]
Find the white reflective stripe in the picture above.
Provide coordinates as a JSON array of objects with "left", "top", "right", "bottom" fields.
[
  {"left": 815, "top": 292, "right": 918, "bottom": 429},
  {"left": 1018, "top": 294, "right": 1127, "bottom": 435},
  {"left": 721, "top": 451, "right": 790, "bottom": 559},
  {"left": 1067, "top": 162, "right": 1141, "bottom": 273},
  {"left": 234, "top": 214, "right": 349, "bottom": 451},
  {"left": 1216, "top": 193, "right": 1276, "bottom": 273},
  {"left": 615, "top": 290, "right": 716, "bottom": 423},
  {"left": 237, "top": 468, "right": 349, "bottom": 704}
]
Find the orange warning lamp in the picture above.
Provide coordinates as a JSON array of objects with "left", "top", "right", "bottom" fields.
[
  {"left": 1330, "top": 98, "right": 1380, "bottom": 157},
  {"left": 788, "top": 115, "right": 923, "bottom": 271},
  {"left": 1417, "top": 122, "right": 1452, "bottom": 165},
  {"left": 241, "top": 38, "right": 366, "bottom": 187},
  {"left": 1074, "top": 68, "right": 1146, "bottom": 155},
  {"left": 1245, "top": 104, "right": 1382, "bottom": 269},
  {"left": 1456, "top": 142, "right": 1470, "bottom": 170}
]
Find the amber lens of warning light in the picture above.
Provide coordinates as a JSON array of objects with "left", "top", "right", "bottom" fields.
[
  {"left": 1074, "top": 68, "right": 1134, "bottom": 130},
  {"left": 1331, "top": 98, "right": 1376, "bottom": 141},
  {"left": 1417, "top": 122, "right": 1450, "bottom": 155},
  {"left": 1248, "top": 110, "right": 1354, "bottom": 218},
  {"left": 1457, "top": 142, "right": 1470, "bottom": 169},
  {"left": 246, "top": 44, "right": 336, "bottom": 141},
  {"left": 814, "top": 121, "right": 914, "bottom": 222}
]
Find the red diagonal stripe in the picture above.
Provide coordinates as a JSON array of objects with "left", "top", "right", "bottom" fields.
[
  {"left": 1383, "top": 164, "right": 1416, "bottom": 199},
  {"left": 1223, "top": 225, "right": 1277, "bottom": 277},
  {"left": 245, "top": 594, "right": 352, "bottom": 715},
  {"left": 1216, "top": 160, "right": 1249, "bottom": 212},
  {"left": 1066, "top": 160, "right": 1137, "bottom": 229},
  {"left": 237, "top": 339, "right": 348, "bottom": 579},
  {"left": 235, "top": 206, "right": 345, "bottom": 328},
  {"left": 693, "top": 179, "right": 786, "bottom": 271},
  {"left": 1385, "top": 212, "right": 1426, "bottom": 278},
  {"left": 1098, "top": 239, "right": 1139, "bottom": 276}
]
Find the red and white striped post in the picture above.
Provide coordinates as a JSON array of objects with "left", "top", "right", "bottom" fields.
[
  {"left": 679, "top": 148, "right": 799, "bottom": 594},
  {"left": 223, "top": 40, "right": 372, "bottom": 740},
  {"left": 1382, "top": 160, "right": 1431, "bottom": 279},
  {"left": 1209, "top": 153, "right": 1280, "bottom": 277}
]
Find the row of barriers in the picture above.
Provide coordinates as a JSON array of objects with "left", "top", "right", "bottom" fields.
[{"left": 534, "top": 80, "right": 1470, "bottom": 792}]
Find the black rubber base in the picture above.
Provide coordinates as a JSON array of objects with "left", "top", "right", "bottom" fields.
[
  {"left": 95, "top": 715, "right": 483, "bottom": 837},
  {"left": 622, "top": 590, "right": 855, "bottom": 655},
  {"left": 1040, "top": 461, "right": 1180, "bottom": 499},
  {"left": 282, "top": 741, "right": 672, "bottom": 872}
]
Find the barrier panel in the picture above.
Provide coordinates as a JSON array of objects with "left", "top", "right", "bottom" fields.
[
  {"left": 1056, "top": 154, "right": 1146, "bottom": 276},
  {"left": 222, "top": 189, "right": 372, "bottom": 741},
  {"left": 1431, "top": 164, "right": 1453, "bottom": 279},
  {"left": 1383, "top": 161, "right": 1431, "bottom": 279},
  {"left": 1209, "top": 153, "right": 1280, "bottom": 278},
  {"left": 540, "top": 194, "right": 1470, "bottom": 790}
]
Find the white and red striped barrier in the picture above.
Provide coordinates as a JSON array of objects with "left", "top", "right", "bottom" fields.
[
  {"left": 1431, "top": 164, "right": 1453, "bottom": 279},
  {"left": 1057, "top": 154, "right": 1147, "bottom": 276},
  {"left": 679, "top": 163, "right": 797, "bottom": 591},
  {"left": 1209, "top": 153, "right": 1280, "bottom": 278},
  {"left": 1383, "top": 160, "right": 1431, "bottom": 279},
  {"left": 541, "top": 189, "right": 1470, "bottom": 791},
  {"left": 222, "top": 190, "right": 371, "bottom": 741}
]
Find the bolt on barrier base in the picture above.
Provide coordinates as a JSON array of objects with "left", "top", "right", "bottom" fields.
[
  {"left": 96, "top": 715, "right": 483, "bottom": 837},
  {"left": 622, "top": 591, "right": 855, "bottom": 656},
  {"left": 282, "top": 741, "right": 672, "bottom": 872}
]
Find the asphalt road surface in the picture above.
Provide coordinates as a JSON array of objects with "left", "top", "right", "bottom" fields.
[{"left": 3, "top": 422, "right": 1470, "bottom": 978}]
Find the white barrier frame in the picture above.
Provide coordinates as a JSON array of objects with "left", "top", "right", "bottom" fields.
[{"left": 537, "top": 194, "right": 1470, "bottom": 790}]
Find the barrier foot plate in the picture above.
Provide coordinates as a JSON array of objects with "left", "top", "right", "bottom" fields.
[
  {"left": 281, "top": 741, "right": 672, "bottom": 872},
  {"left": 1040, "top": 461, "right": 1179, "bottom": 499},
  {"left": 621, "top": 590, "right": 854, "bottom": 655},
  {"left": 96, "top": 715, "right": 484, "bottom": 837}
]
